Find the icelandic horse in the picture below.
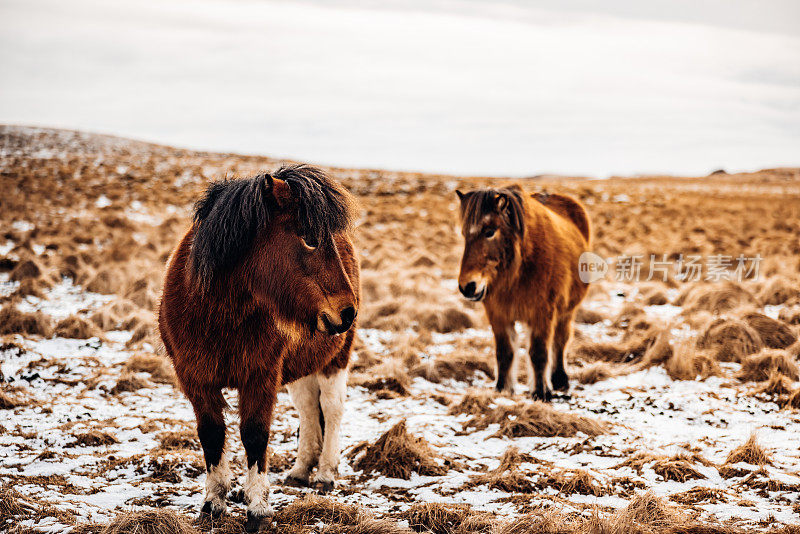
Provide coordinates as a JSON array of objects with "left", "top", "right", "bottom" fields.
[
  {"left": 456, "top": 187, "right": 590, "bottom": 401},
  {"left": 159, "top": 165, "right": 359, "bottom": 531}
]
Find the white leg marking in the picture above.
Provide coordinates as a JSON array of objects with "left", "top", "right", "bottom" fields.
[
  {"left": 314, "top": 369, "right": 347, "bottom": 486},
  {"left": 286, "top": 374, "right": 322, "bottom": 482},
  {"left": 244, "top": 464, "right": 273, "bottom": 517},
  {"left": 204, "top": 453, "right": 231, "bottom": 513}
]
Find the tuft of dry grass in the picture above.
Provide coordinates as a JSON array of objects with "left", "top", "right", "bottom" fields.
[
  {"left": 783, "top": 388, "right": 800, "bottom": 409},
  {"left": 138, "top": 455, "right": 203, "bottom": 483},
  {"left": 681, "top": 282, "right": 759, "bottom": 315},
  {"left": 110, "top": 373, "right": 149, "bottom": 394},
  {"left": 726, "top": 433, "right": 772, "bottom": 466},
  {"left": 0, "top": 389, "right": 28, "bottom": 410},
  {"left": 275, "top": 494, "right": 361, "bottom": 526},
  {"left": 758, "top": 276, "right": 799, "bottom": 306},
  {"left": 755, "top": 370, "right": 795, "bottom": 397},
  {"left": 464, "top": 446, "right": 538, "bottom": 493},
  {"left": 737, "top": 468, "right": 800, "bottom": 493},
  {"left": 651, "top": 457, "right": 706, "bottom": 483},
  {"left": 0, "top": 305, "right": 53, "bottom": 337},
  {"left": 9, "top": 259, "right": 44, "bottom": 282},
  {"left": 464, "top": 401, "right": 606, "bottom": 438},
  {"left": 669, "top": 487, "right": 727, "bottom": 505},
  {"left": 0, "top": 485, "right": 36, "bottom": 526},
  {"left": 539, "top": 468, "right": 606, "bottom": 496},
  {"left": 418, "top": 307, "right": 476, "bottom": 333},
  {"left": 412, "top": 353, "right": 493, "bottom": 384},
  {"left": 739, "top": 349, "right": 799, "bottom": 383},
  {"left": 572, "top": 361, "right": 618, "bottom": 384},
  {"left": 55, "top": 314, "right": 100, "bottom": 339},
  {"left": 447, "top": 389, "right": 498, "bottom": 416},
  {"left": 71, "top": 430, "right": 119, "bottom": 447},
  {"left": 124, "top": 353, "right": 176, "bottom": 385},
  {"left": 157, "top": 429, "right": 199, "bottom": 451},
  {"left": 696, "top": 317, "right": 763, "bottom": 362},
  {"left": 13, "top": 278, "right": 46, "bottom": 298},
  {"left": 400, "top": 503, "right": 494, "bottom": 534},
  {"left": 664, "top": 339, "right": 721, "bottom": 381},
  {"left": 350, "top": 357, "right": 411, "bottom": 397},
  {"left": 741, "top": 312, "right": 797, "bottom": 349},
  {"left": 352, "top": 420, "right": 446, "bottom": 480},
  {"left": 570, "top": 326, "right": 665, "bottom": 365},
  {"left": 615, "top": 491, "right": 681, "bottom": 527},
  {"left": 101, "top": 509, "right": 198, "bottom": 534},
  {"left": 495, "top": 491, "right": 713, "bottom": 533},
  {"left": 401, "top": 503, "right": 471, "bottom": 534}
]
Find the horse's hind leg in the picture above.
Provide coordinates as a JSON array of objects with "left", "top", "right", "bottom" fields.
[
  {"left": 551, "top": 313, "right": 574, "bottom": 392},
  {"left": 285, "top": 374, "right": 323, "bottom": 487},
  {"left": 186, "top": 387, "right": 230, "bottom": 518},
  {"left": 239, "top": 372, "right": 280, "bottom": 532},
  {"left": 313, "top": 368, "right": 347, "bottom": 492}
]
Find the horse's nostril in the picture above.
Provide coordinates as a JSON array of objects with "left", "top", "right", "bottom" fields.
[
  {"left": 460, "top": 281, "right": 477, "bottom": 297},
  {"left": 339, "top": 306, "right": 356, "bottom": 331}
]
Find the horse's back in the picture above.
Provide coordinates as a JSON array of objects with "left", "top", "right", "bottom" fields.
[{"left": 536, "top": 193, "right": 591, "bottom": 243}]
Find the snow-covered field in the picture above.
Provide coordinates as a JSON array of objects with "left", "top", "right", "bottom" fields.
[
  {"left": 3, "top": 276, "right": 799, "bottom": 531},
  {"left": 1, "top": 126, "right": 799, "bottom": 532}
]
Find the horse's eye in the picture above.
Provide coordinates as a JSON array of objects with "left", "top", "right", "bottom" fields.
[
  {"left": 483, "top": 227, "right": 496, "bottom": 239},
  {"left": 301, "top": 236, "right": 318, "bottom": 250}
]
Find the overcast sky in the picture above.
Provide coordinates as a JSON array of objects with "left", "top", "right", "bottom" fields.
[{"left": 1, "top": 0, "right": 798, "bottom": 177}]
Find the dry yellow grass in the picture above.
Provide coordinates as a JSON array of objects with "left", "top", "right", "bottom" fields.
[
  {"left": 739, "top": 349, "right": 799, "bottom": 382},
  {"left": 664, "top": 338, "right": 722, "bottom": 381},
  {"left": 726, "top": 433, "right": 772, "bottom": 466},
  {"left": 352, "top": 420, "right": 446, "bottom": 479},
  {"left": 0, "top": 305, "right": 53, "bottom": 337},
  {"left": 401, "top": 503, "right": 494, "bottom": 534},
  {"left": 3, "top": 128, "right": 800, "bottom": 532},
  {"left": 54, "top": 314, "right": 100, "bottom": 339},
  {"left": 465, "top": 401, "right": 606, "bottom": 438},
  {"left": 696, "top": 317, "right": 763, "bottom": 362},
  {"left": 101, "top": 509, "right": 197, "bottom": 534}
]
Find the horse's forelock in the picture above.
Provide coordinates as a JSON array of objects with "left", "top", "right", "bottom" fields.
[
  {"left": 189, "top": 166, "right": 355, "bottom": 287},
  {"left": 461, "top": 188, "right": 525, "bottom": 237},
  {"left": 276, "top": 164, "right": 356, "bottom": 246}
]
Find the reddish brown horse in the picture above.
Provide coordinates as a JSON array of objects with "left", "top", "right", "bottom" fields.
[
  {"left": 456, "top": 187, "right": 590, "bottom": 401},
  {"left": 159, "top": 165, "right": 360, "bottom": 531}
]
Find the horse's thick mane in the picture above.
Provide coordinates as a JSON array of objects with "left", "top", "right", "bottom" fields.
[
  {"left": 190, "top": 165, "right": 354, "bottom": 286},
  {"left": 460, "top": 187, "right": 525, "bottom": 237}
]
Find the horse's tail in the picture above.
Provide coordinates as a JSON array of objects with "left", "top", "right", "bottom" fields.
[{"left": 535, "top": 193, "right": 591, "bottom": 243}]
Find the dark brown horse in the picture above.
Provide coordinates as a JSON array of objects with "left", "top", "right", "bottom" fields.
[
  {"left": 159, "top": 165, "right": 360, "bottom": 531},
  {"left": 456, "top": 187, "right": 590, "bottom": 401}
]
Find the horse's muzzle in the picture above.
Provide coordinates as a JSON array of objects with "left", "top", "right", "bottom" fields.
[{"left": 318, "top": 306, "right": 357, "bottom": 335}]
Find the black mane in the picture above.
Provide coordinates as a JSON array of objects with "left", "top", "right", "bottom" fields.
[
  {"left": 190, "top": 165, "right": 354, "bottom": 286},
  {"left": 460, "top": 187, "right": 525, "bottom": 236}
]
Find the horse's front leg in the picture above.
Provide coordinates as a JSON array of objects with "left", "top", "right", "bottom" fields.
[
  {"left": 285, "top": 374, "right": 322, "bottom": 487},
  {"left": 185, "top": 387, "right": 230, "bottom": 518},
  {"left": 239, "top": 371, "right": 280, "bottom": 532},
  {"left": 488, "top": 314, "right": 516, "bottom": 394},
  {"left": 313, "top": 368, "right": 347, "bottom": 492}
]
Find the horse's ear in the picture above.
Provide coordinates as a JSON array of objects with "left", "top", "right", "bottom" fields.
[
  {"left": 495, "top": 193, "right": 508, "bottom": 211},
  {"left": 456, "top": 190, "right": 465, "bottom": 202},
  {"left": 263, "top": 174, "right": 292, "bottom": 208}
]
